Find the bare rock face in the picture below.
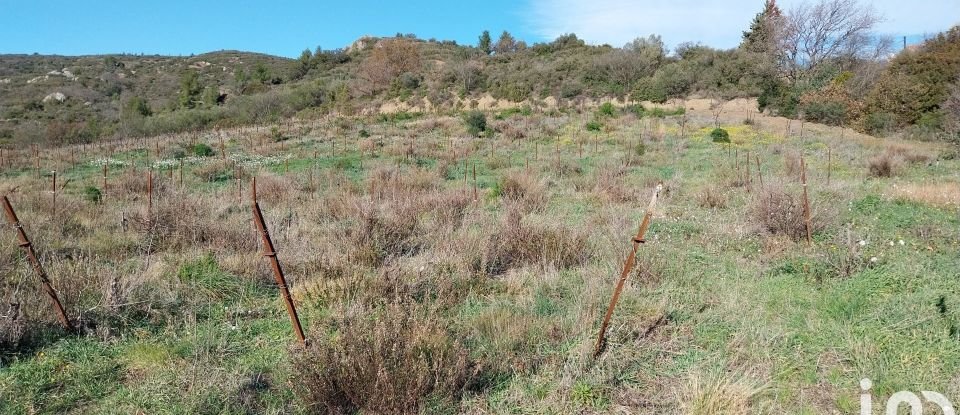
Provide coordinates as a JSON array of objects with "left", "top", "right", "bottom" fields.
[
  {"left": 347, "top": 36, "right": 376, "bottom": 53},
  {"left": 42, "top": 92, "right": 67, "bottom": 103}
]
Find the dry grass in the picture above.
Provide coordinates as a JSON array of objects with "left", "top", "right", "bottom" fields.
[
  {"left": 889, "top": 182, "right": 960, "bottom": 209},
  {"left": 678, "top": 374, "right": 764, "bottom": 415}
]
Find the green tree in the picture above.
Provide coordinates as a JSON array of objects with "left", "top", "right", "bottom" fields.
[
  {"left": 294, "top": 48, "right": 313, "bottom": 79},
  {"left": 478, "top": 30, "right": 492, "bottom": 55},
  {"left": 234, "top": 69, "right": 250, "bottom": 95},
  {"left": 740, "top": 0, "right": 783, "bottom": 54},
  {"left": 253, "top": 63, "right": 270, "bottom": 84},
  {"left": 123, "top": 96, "right": 152, "bottom": 118},
  {"left": 178, "top": 71, "right": 203, "bottom": 109},
  {"left": 203, "top": 85, "right": 221, "bottom": 107}
]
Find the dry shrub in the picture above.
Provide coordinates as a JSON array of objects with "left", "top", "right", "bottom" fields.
[
  {"left": 347, "top": 201, "right": 422, "bottom": 266},
  {"left": 0, "top": 302, "right": 25, "bottom": 350},
  {"left": 293, "top": 270, "right": 478, "bottom": 414},
  {"left": 131, "top": 194, "right": 256, "bottom": 252},
  {"left": 782, "top": 151, "right": 801, "bottom": 179},
  {"left": 591, "top": 165, "right": 634, "bottom": 202},
  {"left": 473, "top": 209, "right": 588, "bottom": 275},
  {"left": 867, "top": 152, "right": 899, "bottom": 178},
  {"left": 497, "top": 171, "right": 547, "bottom": 212},
  {"left": 293, "top": 301, "right": 474, "bottom": 414},
  {"left": 252, "top": 174, "right": 294, "bottom": 204},
  {"left": 696, "top": 185, "right": 728, "bottom": 209},
  {"left": 750, "top": 187, "right": 829, "bottom": 241},
  {"left": 358, "top": 137, "right": 377, "bottom": 154},
  {"left": 492, "top": 120, "right": 526, "bottom": 140}
]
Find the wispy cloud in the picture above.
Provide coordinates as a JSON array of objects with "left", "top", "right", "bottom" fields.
[{"left": 525, "top": 0, "right": 960, "bottom": 50}]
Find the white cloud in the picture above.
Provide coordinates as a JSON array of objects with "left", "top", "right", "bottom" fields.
[{"left": 525, "top": 0, "right": 960, "bottom": 50}]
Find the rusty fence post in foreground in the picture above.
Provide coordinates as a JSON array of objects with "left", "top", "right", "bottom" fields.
[
  {"left": 51, "top": 170, "right": 57, "bottom": 216},
  {"left": 251, "top": 183, "right": 307, "bottom": 345},
  {"left": 594, "top": 184, "right": 662, "bottom": 359},
  {"left": 2, "top": 195, "right": 74, "bottom": 331},
  {"left": 800, "top": 156, "right": 813, "bottom": 246}
]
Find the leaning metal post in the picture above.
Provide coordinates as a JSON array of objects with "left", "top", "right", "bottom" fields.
[
  {"left": 594, "top": 184, "right": 662, "bottom": 359},
  {"left": 250, "top": 185, "right": 307, "bottom": 345},
  {"left": 2, "top": 195, "right": 74, "bottom": 331}
]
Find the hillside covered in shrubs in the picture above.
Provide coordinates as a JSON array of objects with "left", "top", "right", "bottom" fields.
[{"left": 1, "top": 0, "right": 958, "bottom": 146}]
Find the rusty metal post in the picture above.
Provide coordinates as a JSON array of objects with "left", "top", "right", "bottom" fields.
[
  {"left": 102, "top": 163, "right": 108, "bottom": 196},
  {"left": 827, "top": 146, "right": 832, "bottom": 186},
  {"left": 179, "top": 159, "right": 184, "bottom": 188},
  {"left": 51, "top": 171, "right": 57, "bottom": 216},
  {"left": 594, "top": 184, "right": 662, "bottom": 359},
  {"left": 800, "top": 157, "right": 813, "bottom": 246},
  {"left": 147, "top": 169, "right": 153, "bottom": 221},
  {"left": 251, "top": 188, "right": 306, "bottom": 345},
  {"left": 2, "top": 196, "right": 74, "bottom": 331}
]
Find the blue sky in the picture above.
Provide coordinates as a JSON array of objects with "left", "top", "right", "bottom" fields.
[{"left": 1, "top": 0, "right": 957, "bottom": 57}]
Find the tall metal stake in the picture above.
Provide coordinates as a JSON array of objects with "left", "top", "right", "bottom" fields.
[
  {"left": 594, "top": 184, "right": 662, "bottom": 358},
  {"left": 800, "top": 157, "right": 813, "bottom": 246},
  {"left": 2, "top": 196, "right": 74, "bottom": 331},
  {"left": 251, "top": 185, "right": 307, "bottom": 345}
]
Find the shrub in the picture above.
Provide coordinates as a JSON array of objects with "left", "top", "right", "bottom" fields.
[
  {"left": 358, "top": 129, "right": 370, "bottom": 138},
  {"left": 697, "top": 185, "right": 727, "bottom": 209},
  {"left": 634, "top": 141, "right": 647, "bottom": 157},
  {"left": 863, "top": 112, "right": 896, "bottom": 135},
  {"left": 473, "top": 210, "right": 588, "bottom": 275},
  {"left": 751, "top": 188, "right": 829, "bottom": 241},
  {"left": 191, "top": 143, "right": 215, "bottom": 157},
  {"left": 585, "top": 121, "right": 602, "bottom": 132},
  {"left": 83, "top": 186, "right": 103, "bottom": 204},
  {"left": 710, "top": 128, "right": 730, "bottom": 143},
  {"left": 597, "top": 102, "right": 616, "bottom": 117},
  {"left": 868, "top": 153, "right": 899, "bottom": 178},
  {"left": 495, "top": 172, "right": 547, "bottom": 212},
  {"left": 463, "top": 110, "right": 487, "bottom": 137},
  {"left": 294, "top": 302, "right": 473, "bottom": 414}
]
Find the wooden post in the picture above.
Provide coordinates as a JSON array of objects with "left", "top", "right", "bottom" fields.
[
  {"left": 2, "top": 196, "right": 74, "bottom": 331},
  {"left": 594, "top": 184, "right": 662, "bottom": 358}
]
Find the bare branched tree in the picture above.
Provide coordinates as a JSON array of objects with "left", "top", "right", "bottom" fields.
[{"left": 778, "top": 0, "right": 883, "bottom": 80}]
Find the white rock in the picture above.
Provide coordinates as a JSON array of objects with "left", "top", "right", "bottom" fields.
[{"left": 42, "top": 92, "right": 66, "bottom": 103}]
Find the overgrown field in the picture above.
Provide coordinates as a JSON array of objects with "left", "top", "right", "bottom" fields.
[{"left": 0, "top": 105, "right": 958, "bottom": 414}]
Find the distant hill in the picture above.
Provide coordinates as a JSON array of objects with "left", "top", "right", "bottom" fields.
[{"left": 1, "top": 26, "right": 958, "bottom": 146}]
